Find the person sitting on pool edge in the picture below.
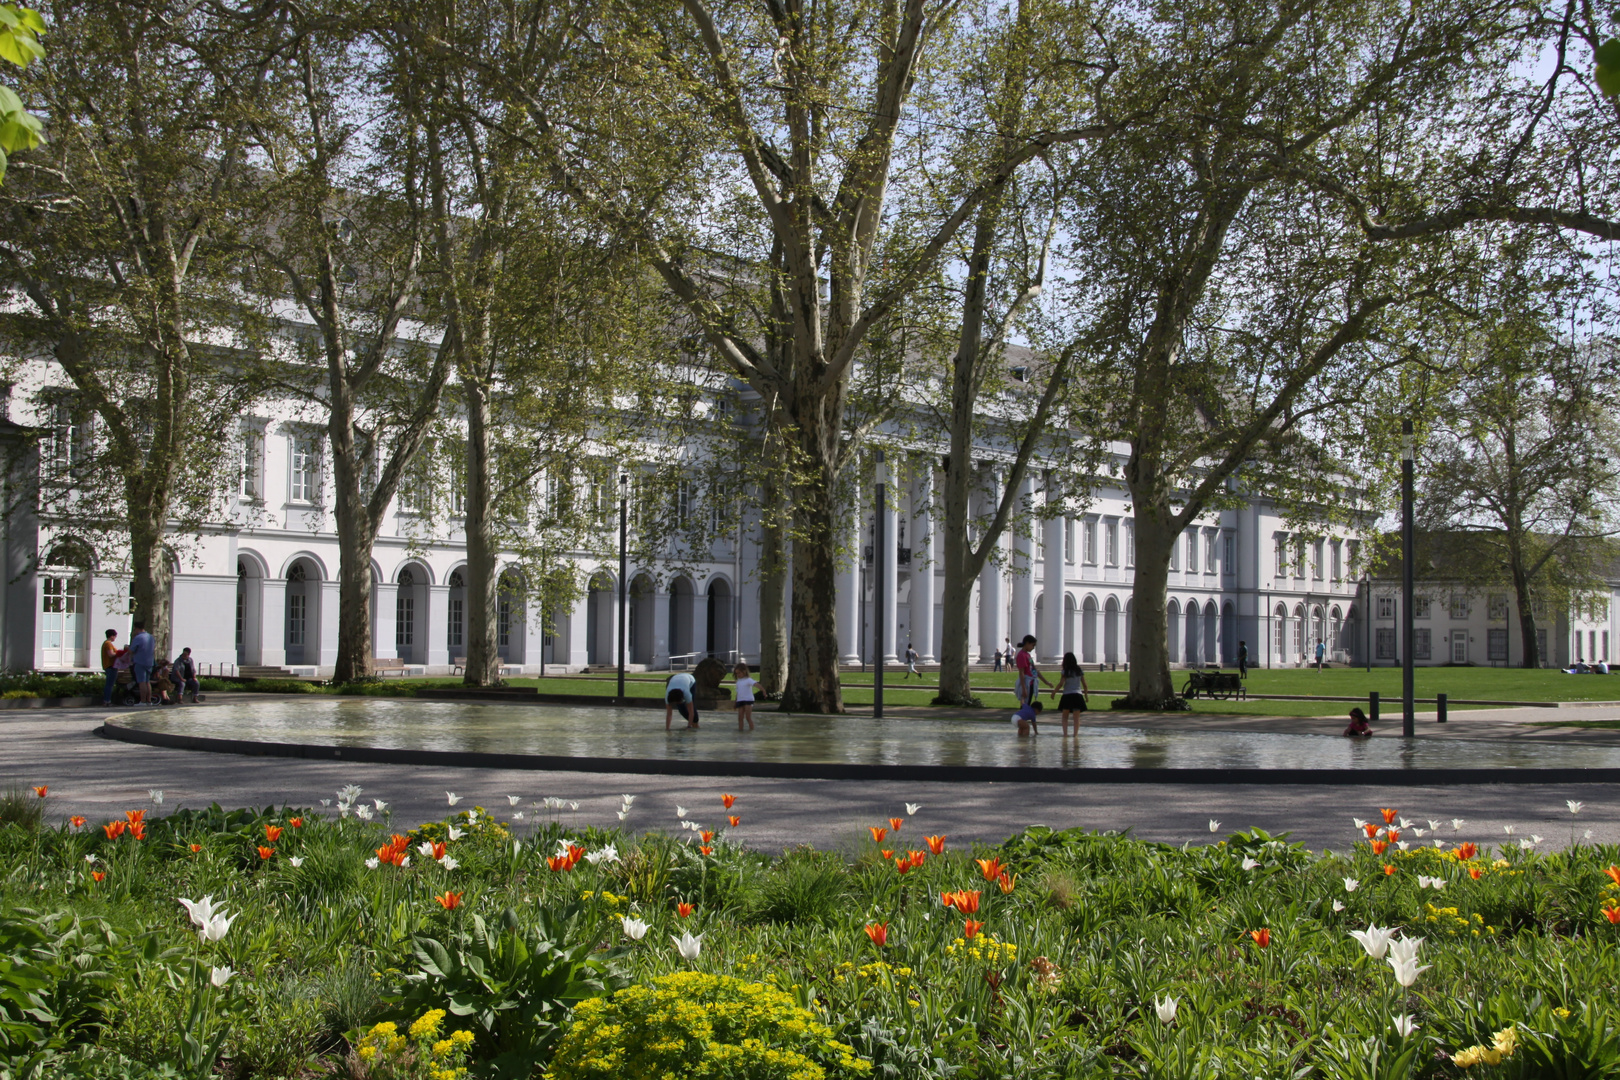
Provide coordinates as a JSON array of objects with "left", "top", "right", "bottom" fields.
[
  {"left": 665, "top": 670, "right": 699, "bottom": 731},
  {"left": 1343, "top": 707, "right": 1372, "bottom": 738},
  {"left": 1012, "top": 698, "right": 1042, "bottom": 736}
]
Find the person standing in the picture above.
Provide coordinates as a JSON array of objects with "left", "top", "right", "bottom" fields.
[
  {"left": 731, "top": 662, "right": 755, "bottom": 731},
  {"left": 100, "top": 629, "right": 121, "bottom": 706},
  {"left": 665, "top": 670, "right": 698, "bottom": 730},
  {"left": 173, "top": 647, "right": 200, "bottom": 704},
  {"left": 1014, "top": 635, "right": 1053, "bottom": 706},
  {"left": 1237, "top": 640, "right": 1249, "bottom": 681},
  {"left": 992, "top": 645, "right": 1003, "bottom": 672},
  {"left": 129, "top": 621, "right": 155, "bottom": 705},
  {"left": 903, "top": 643, "right": 919, "bottom": 679},
  {"left": 1315, "top": 638, "right": 1326, "bottom": 672},
  {"left": 1053, "top": 651, "right": 1089, "bottom": 736}
]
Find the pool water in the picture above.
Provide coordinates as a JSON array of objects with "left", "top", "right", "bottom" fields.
[{"left": 118, "top": 698, "right": 1620, "bottom": 771}]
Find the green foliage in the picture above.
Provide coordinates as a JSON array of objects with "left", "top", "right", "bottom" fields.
[
  {"left": 0, "top": 789, "right": 42, "bottom": 834},
  {"left": 549, "top": 971, "right": 872, "bottom": 1080},
  {"left": 0, "top": 673, "right": 103, "bottom": 700},
  {"left": 0, "top": 910, "right": 124, "bottom": 1063},
  {"left": 0, "top": 3, "right": 43, "bottom": 180}
]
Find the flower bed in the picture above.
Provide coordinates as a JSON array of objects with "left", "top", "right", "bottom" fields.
[{"left": 2, "top": 787, "right": 1618, "bottom": 1078}]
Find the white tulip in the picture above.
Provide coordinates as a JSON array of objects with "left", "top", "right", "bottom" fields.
[
  {"left": 149, "top": 789, "right": 164, "bottom": 804},
  {"left": 569, "top": 802, "right": 579, "bottom": 811},
  {"left": 210, "top": 965, "right": 234, "bottom": 988},
  {"left": 1520, "top": 838, "right": 1536, "bottom": 850},
  {"left": 373, "top": 799, "right": 388, "bottom": 812},
  {"left": 512, "top": 812, "right": 525, "bottom": 821},
  {"left": 621, "top": 795, "right": 636, "bottom": 806},
  {"left": 178, "top": 895, "right": 220, "bottom": 929},
  {"left": 1241, "top": 857, "right": 1259, "bottom": 871},
  {"left": 1399, "top": 818, "right": 1413, "bottom": 830},
  {"left": 586, "top": 845, "right": 620, "bottom": 865},
  {"left": 355, "top": 805, "right": 374, "bottom": 821},
  {"left": 1427, "top": 820, "right": 1442, "bottom": 832},
  {"left": 1413, "top": 828, "right": 1427, "bottom": 838},
  {"left": 1387, "top": 935, "right": 1424, "bottom": 966},
  {"left": 1349, "top": 925, "right": 1397, "bottom": 960},
  {"left": 448, "top": 827, "right": 464, "bottom": 840},
  {"left": 1586, "top": 830, "right": 1595, "bottom": 840},
  {"left": 1343, "top": 878, "right": 1359, "bottom": 892},
  {"left": 1392, "top": 1014, "right": 1419, "bottom": 1038},
  {"left": 337, "top": 784, "right": 363, "bottom": 801},
  {"left": 1451, "top": 818, "right": 1466, "bottom": 832},
  {"left": 1503, "top": 824, "right": 1515, "bottom": 835},
  {"left": 1434, "top": 840, "right": 1446, "bottom": 848},
  {"left": 85, "top": 854, "right": 97, "bottom": 863},
  {"left": 1209, "top": 819, "right": 1220, "bottom": 833},
  {"left": 1332, "top": 900, "right": 1345, "bottom": 912},
  {"left": 320, "top": 799, "right": 331, "bottom": 808},
  {"left": 508, "top": 795, "right": 522, "bottom": 806},
  {"left": 676, "top": 805, "right": 688, "bottom": 817},
  {"left": 446, "top": 792, "right": 462, "bottom": 805},
  {"left": 365, "top": 857, "right": 380, "bottom": 869},
  {"left": 1154, "top": 996, "right": 1178, "bottom": 1024},
  {"left": 1569, "top": 800, "right": 1584, "bottom": 815},
  {"left": 906, "top": 803, "right": 921, "bottom": 816},
  {"left": 1531, "top": 835, "right": 1543, "bottom": 844},
  {"left": 466, "top": 808, "right": 480, "bottom": 821},
  {"left": 288, "top": 856, "right": 304, "bottom": 867},
  {"left": 617, "top": 810, "right": 630, "bottom": 821},
  {"left": 672, "top": 930, "right": 703, "bottom": 960},
  {"left": 440, "top": 856, "right": 459, "bottom": 871},
  {"left": 1396, "top": 842, "right": 1409, "bottom": 851},
  {"left": 1388, "top": 956, "right": 1430, "bottom": 988},
  {"left": 621, "top": 916, "right": 649, "bottom": 940},
  {"left": 1352, "top": 818, "right": 1367, "bottom": 829},
  {"left": 418, "top": 842, "right": 437, "bottom": 858},
  {"left": 200, "top": 910, "right": 235, "bottom": 942},
  {"left": 399, "top": 856, "right": 411, "bottom": 868}
]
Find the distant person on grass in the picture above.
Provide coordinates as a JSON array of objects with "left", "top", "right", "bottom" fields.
[
  {"left": 731, "top": 662, "right": 756, "bottom": 731},
  {"left": 665, "top": 671, "right": 698, "bottom": 731},
  {"left": 1238, "top": 640, "right": 1249, "bottom": 680},
  {"left": 1315, "top": 638, "right": 1326, "bottom": 672},
  {"left": 903, "top": 643, "right": 920, "bottom": 679}
]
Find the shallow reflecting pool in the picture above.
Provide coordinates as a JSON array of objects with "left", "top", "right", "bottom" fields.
[{"left": 116, "top": 698, "right": 1619, "bottom": 771}]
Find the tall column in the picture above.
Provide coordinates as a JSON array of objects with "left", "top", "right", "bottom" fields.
[
  {"left": 1011, "top": 472, "right": 1035, "bottom": 648},
  {"left": 651, "top": 588, "right": 671, "bottom": 669},
  {"left": 568, "top": 588, "right": 591, "bottom": 669},
  {"left": 317, "top": 579, "right": 340, "bottom": 670},
  {"left": 978, "top": 466, "right": 1005, "bottom": 662},
  {"left": 691, "top": 585, "right": 710, "bottom": 659},
  {"left": 426, "top": 583, "right": 450, "bottom": 669},
  {"left": 374, "top": 581, "right": 399, "bottom": 661},
  {"left": 259, "top": 578, "right": 286, "bottom": 667},
  {"left": 1042, "top": 485, "right": 1065, "bottom": 660},
  {"left": 880, "top": 468, "right": 900, "bottom": 664},
  {"left": 910, "top": 462, "right": 936, "bottom": 662},
  {"left": 837, "top": 486, "right": 861, "bottom": 664}
]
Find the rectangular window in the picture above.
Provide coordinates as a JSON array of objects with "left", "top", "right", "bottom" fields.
[
  {"left": 1537, "top": 628, "right": 1548, "bottom": 664},
  {"left": 44, "top": 399, "right": 84, "bottom": 477},
  {"left": 1577, "top": 631, "right": 1585, "bottom": 662},
  {"left": 1223, "top": 533, "right": 1234, "bottom": 575},
  {"left": 1169, "top": 533, "right": 1180, "bottom": 572},
  {"left": 1414, "top": 596, "right": 1431, "bottom": 619},
  {"left": 1415, "top": 628, "right": 1432, "bottom": 660},
  {"left": 1606, "top": 631, "right": 1611, "bottom": 662},
  {"left": 1346, "top": 540, "right": 1361, "bottom": 577},
  {"left": 1106, "top": 521, "right": 1118, "bottom": 566},
  {"left": 1487, "top": 594, "right": 1508, "bottom": 621},
  {"left": 287, "top": 593, "right": 306, "bottom": 647},
  {"left": 1124, "top": 521, "right": 1135, "bottom": 567},
  {"left": 1488, "top": 629, "right": 1508, "bottom": 661},
  {"left": 1376, "top": 627, "right": 1396, "bottom": 659},
  {"left": 290, "top": 434, "right": 321, "bottom": 503},
  {"left": 1450, "top": 593, "right": 1469, "bottom": 620},
  {"left": 1204, "top": 531, "right": 1216, "bottom": 573},
  {"left": 1312, "top": 540, "right": 1324, "bottom": 580},
  {"left": 240, "top": 429, "right": 262, "bottom": 500},
  {"left": 1591, "top": 630, "right": 1599, "bottom": 662},
  {"left": 1331, "top": 541, "right": 1342, "bottom": 581},
  {"left": 1294, "top": 538, "right": 1306, "bottom": 578},
  {"left": 1274, "top": 536, "right": 1287, "bottom": 576},
  {"left": 675, "top": 481, "right": 691, "bottom": 525},
  {"left": 448, "top": 597, "right": 463, "bottom": 649},
  {"left": 1064, "top": 520, "right": 1074, "bottom": 564},
  {"left": 1084, "top": 520, "right": 1097, "bottom": 564},
  {"left": 1377, "top": 596, "right": 1394, "bottom": 620},
  {"left": 396, "top": 594, "right": 414, "bottom": 649},
  {"left": 1185, "top": 531, "right": 1198, "bottom": 573},
  {"left": 498, "top": 595, "right": 513, "bottom": 649}
]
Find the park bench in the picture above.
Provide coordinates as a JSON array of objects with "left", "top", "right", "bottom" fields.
[
  {"left": 373, "top": 658, "right": 419, "bottom": 677},
  {"left": 450, "top": 656, "right": 523, "bottom": 677},
  {"left": 1180, "top": 669, "right": 1246, "bottom": 700}
]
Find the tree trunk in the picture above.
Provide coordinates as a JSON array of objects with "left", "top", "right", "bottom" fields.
[
  {"left": 462, "top": 379, "right": 503, "bottom": 687},
  {"left": 329, "top": 403, "right": 378, "bottom": 683},
  {"left": 1122, "top": 506, "right": 1181, "bottom": 708},
  {"left": 126, "top": 516, "right": 173, "bottom": 660},
  {"left": 780, "top": 424, "right": 843, "bottom": 713},
  {"left": 935, "top": 551, "right": 978, "bottom": 705},
  {"left": 1509, "top": 536, "right": 1540, "bottom": 669},
  {"left": 756, "top": 468, "right": 789, "bottom": 695}
]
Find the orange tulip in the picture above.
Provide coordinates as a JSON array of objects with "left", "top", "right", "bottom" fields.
[
  {"left": 388, "top": 833, "right": 410, "bottom": 852},
  {"left": 699, "top": 845, "right": 713, "bottom": 855},
  {"left": 257, "top": 846, "right": 275, "bottom": 860},
  {"left": 1606, "top": 865, "right": 1620, "bottom": 888},
  {"left": 1386, "top": 831, "right": 1400, "bottom": 844},
  {"left": 895, "top": 859, "right": 914, "bottom": 875},
  {"left": 289, "top": 817, "right": 304, "bottom": 828},
  {"left": 1362, "top": 823, "right": 1379, "bottom": 838},
  {"left": 125, "top": 810, "right": 145, "bottom": 825},
  {"left": 997, "top": 871, "right": 1017, "bottom": 895},
  {"left": 890, "top": 817, "right": 904, "bottom": 832},
  {"left": 1380, "top": 808, "right": 1398, "bottom": 824},
  {"left": 90, "top": 870, "right": 105, "bottom": 882},
  {"left": 676, "top": 902, "right": 695, "bottom": 918},
  {"left": 964, "top": 919, "right": 985, "bottom": 940},
  {"left": 434, "top": 891, "right": 463, "bottom": 911},
  {"left": 568, "top": 843, "right": 586, "bottom": 864},
  {"left": 32, "top": 785, "right": 46, "bottom": 798},
  {"left": 1457, "top": 843, "right": 1478, "bottom": 861},
  {"left": 870, "top": 826, "right": 888, "bottom": 844},
  {"left": 190, "top": 843, "right": 202, "bottom": 853},
  {"left": 129, "top": 821, "right": 146, "bottom": 841},
  {"left": 864, "top": 922, "right": 889, "bottom": 947},
  {"left": 1384, "top": 864, "right": 1397, "bottom": 876},
  {"left": 947, "top": 890, "right": 981, "bottom": 914},
  {"left": 1369, "top": 839, "right": 1388, "bottom": 855},
  {"left": 1469, "top": 867, "right": 1482, "bottom": 880},
  {"left": 1249, "top": 928, "right": 1271, "bottom": 948},
  {"left": 906, "top": 851, "right": 926, "bottom": 868},
  {"left": 701, "top": 830, "right": 715, "bottom": 843},
  {"left": 926, "top": 835, "right": 946, "bottom": 855},
  {"left": 68, "top": 815, "right": 85, "bottom": 830},
  {"left": 102, "top": 821, "right": 126, "bottom": 839},
  {"left": 430, "top": 841, "right": 447, "bottom": 861},
  {"left": 728, "top": 816, "right": 741, "bottom": 827},
  {"left": 264, "top": 825, "right": 284, "bottom": 842},
  {"left": 880, "top": 849, "right": 894, "bottom": 860},
  {"left": 976, "top": 857, "right": 1004, "bottom": 882},
  {"left": 546, "top": 855, "right": 572, "bottom": 872},
  {"left": 1605, "top": 908, "right": 1620, "bottom": 925},
  {"left": 721, "top": 793, "right": 736, "bottom": 809}
]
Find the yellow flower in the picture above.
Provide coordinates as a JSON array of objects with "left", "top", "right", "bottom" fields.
[
  {"left": 357, "top": 1045, "right": 377, "bottom": 1061},
  {"left": 1492, "top": 1026, "right": 1518, "bottom": 1055},
  {"left": 410, "top": 1008, "right": 447, "bottom": 1038},
  {"left": 433, "top": 1038, "right": 454, "bottom": 1057},
  {"left": 451, "top": 1029, "right": 474, "bottom": 1047},
  {"left": 1555, "top": 1007, "right": 1572, "bottom": 1019}
]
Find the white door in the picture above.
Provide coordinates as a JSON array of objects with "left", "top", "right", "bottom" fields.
[
  {"left": 1451, "top": 630, "right": 1468, "bottom": 664},
  {"left": 40, "top": 574, "right": 85, "bottom": 668}
]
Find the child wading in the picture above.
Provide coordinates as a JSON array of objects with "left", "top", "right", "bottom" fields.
[
  {"left": 731, "top": 663, "right": 756, "bottom": 731},
  {"left": 1014, "top": 635, "right": 1053, "bottom": 706},
  {"left": 1012, "top": 699, "right": 1042, "bottom": 736},
  {"left": 1053, "top": 651, "right": 1089, "bottom": 736}
]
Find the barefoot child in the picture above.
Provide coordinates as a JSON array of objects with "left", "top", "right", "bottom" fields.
[
  {"left": 732, "top": 662, "right": 756, "bottom": 731},
  {"left": 665, "top": 671, "right": 699, "bottom": 731},
  {"left": 1052, "top": 651, "right": 1088, "bottom": 735},
  {"left": 1014, "top": 635, "right": 1053, "bottom": 706},
  {"left": 1012, "top": 698, "right": 1042, "bottom": 736}
]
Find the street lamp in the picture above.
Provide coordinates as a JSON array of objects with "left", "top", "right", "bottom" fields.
[
  {"left": 617, "top": 473, "right": 629, "bottom": 703},
  {"left": 874, "top": 449, "right": 886, "bottom": 720},
  {"left": 1401, "top": 419, "right": 1415, "bottom": 737}
]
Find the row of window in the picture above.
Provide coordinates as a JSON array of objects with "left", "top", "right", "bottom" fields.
[
  {"left": 1273, "top": 534, "right": 1359, "bottom": 582},
  {"left": 1375, "top": 594, "right": 1611, "bottom": 623},
  {"left": 1373, "top": 628, "right": 1611, "bottom": 664}
]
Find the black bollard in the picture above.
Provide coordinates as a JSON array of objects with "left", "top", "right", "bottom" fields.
[
  {"left": 1437, "top": 693, "right": 1447, "bottom": 724},
  {"left": 1369, "top": 690, "right": 1380, "bottom": 726}
]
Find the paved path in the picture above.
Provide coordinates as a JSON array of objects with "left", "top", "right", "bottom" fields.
[{"left": 3, "top": 709, "right": 1616, "bottom": 856}]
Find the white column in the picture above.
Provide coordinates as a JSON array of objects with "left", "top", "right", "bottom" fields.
[
  {"left": 978, "top": 466, "right": 1004, "bottom": 662},
  {"left": 836, "top": 488, "right": 861, "bottom": 664},
  {"left": 1011, "top": 472, "right": 1035, "bottom": 647},
  {"left": 878, "top": 460, "right": 899, "bottom": 664},
  {"left": 910, "top": 462, "right": 936, "bottom": 663},
  {"left": 426, "top": 584, "right": 449, "bottom": 669},
  {"left": 1042, "top": 488, "right": 1065, "bottom": 660},
  {"left": 374, "top": 581, "right": 399, "bottom": 661},
  {"left": 652, "top": 589, "right": 671, "bottom": 668},
  {"left": 259, "top": 578, "right": 286, "bottom": 667},
  {"left": 521, "top": 595, "right": 543, "bottom": 668},
  {"left": 691, "top": 586, "right": 710, "bottom": 659},
  {"left": 569, "top": 589, "right": 591, "bottom": 669},
  {"left": 318, "top": 579, "right": 340, "bottom": 670}
]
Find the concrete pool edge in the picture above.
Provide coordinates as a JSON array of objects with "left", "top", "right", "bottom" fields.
[{"left": 96, "top": 719, "right": 1620, "bottom": 786}]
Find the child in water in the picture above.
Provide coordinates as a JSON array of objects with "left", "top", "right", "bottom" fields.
[
  {"left": 731, "top": 662, "right": 756, "bottom": 731},
  {"left": 1012, "top": 699, "right": 1043, "bottom": 736}
]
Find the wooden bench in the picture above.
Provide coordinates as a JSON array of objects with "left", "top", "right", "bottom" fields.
[
  {"left": 373, "top": 658, "right": 409, "bottom": 677},
  {"left": 450, "top": 656, "right": 522, "bottom": 677},
  {"left": 1180, "top": 669, "right": 1246, "bottom": 700}
]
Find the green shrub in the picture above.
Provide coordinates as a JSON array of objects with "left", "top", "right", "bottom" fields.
[
  {"left": 549, "top": 972, "right": 871, "bottom": 1079},
  {"left": 744, "top": 849, "right": 853, "bottom": 926},
  {"left": 243, "top": 679, "right": 320, "bottom": 694},
  {"left": 0, "top": 786, "right": 44, "bottom": 832},
  {"left": 0, "top": 672, "right": 103, "bottom": 699}
]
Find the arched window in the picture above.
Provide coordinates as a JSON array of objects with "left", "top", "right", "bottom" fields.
[{"left": 1273, "top": 603, "right": 1287, "bottom": 663}]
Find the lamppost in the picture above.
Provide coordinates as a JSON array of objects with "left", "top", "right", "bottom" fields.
[
  {"left": 617, "top": 473, "right": 628, "bottom": 702},
  {"left": 874, "top": 449, "right": 886, "bottom": 720},
  {"left": 1401, "top": 419, "right": 1415, "bottom": 737},
  {"left": 1363, "top": 571, "right": 1372, "bottom": 673}
]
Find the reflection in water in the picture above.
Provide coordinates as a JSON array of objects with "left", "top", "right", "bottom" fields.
[{"left": 119, "top": 699, "right": 1620, "bottom": 772}]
